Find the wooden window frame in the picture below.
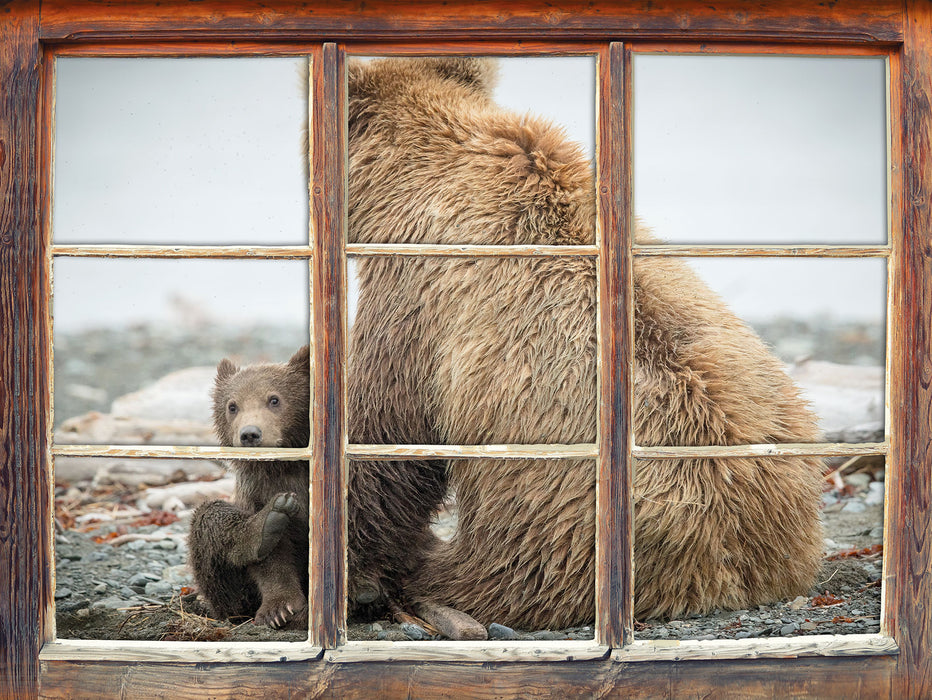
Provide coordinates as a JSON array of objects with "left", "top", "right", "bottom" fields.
[{"left": 1, "top": 1, "right": 928, "bottom": 696}]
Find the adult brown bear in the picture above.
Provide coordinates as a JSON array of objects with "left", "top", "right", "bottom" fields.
[{"left": 346, "top": 57, "right": 824, "bottom": 629}]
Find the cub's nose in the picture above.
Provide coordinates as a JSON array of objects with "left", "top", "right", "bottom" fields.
[{"left": 239, "top": 425, "right": 263, "bottom": 447}]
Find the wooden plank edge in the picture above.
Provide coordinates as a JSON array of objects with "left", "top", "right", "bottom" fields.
[
  {"left": 613, "top": 634, "right": 898, "bottom": 663},
  {"left": 39, "top": 639, "right": 322, "bottom": 663},
  {"left": 633, "top": 442, "right": 888, "bottom": 459},
  {"left": 49, "top": 441, "right": 888, "bottom": 461},
  {"left": 51, "top": 244, "right": 313, "bottom": 259},
  {"left": 347, "top": 443, "right": 598, "bottom": 460},
  {"left": 51, "top": 444, "right": 310, "bottom": 460},
  {"left": 325, "top": 640, "right": 609, "bottom": 663},
  {"left": 632, "top": 244, "right": 891, "bottom": 257},
  {"left": 346, "top": 243, "right": 598, "bottom": 257}
]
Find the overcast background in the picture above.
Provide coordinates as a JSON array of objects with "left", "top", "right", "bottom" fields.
[{"left": 52, "top": 54, "right": 887, "bottom": 332}]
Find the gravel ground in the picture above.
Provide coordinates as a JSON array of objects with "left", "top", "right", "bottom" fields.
[
  {"left": 53, "top": 464, "right": 884, "bottom": 643},
  {"left": 52, "top": 321, "right": 886, "bottom": 644}
]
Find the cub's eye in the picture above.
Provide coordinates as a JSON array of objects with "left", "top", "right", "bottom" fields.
[
  {"left": 268, "top": 395, "right": 280, "bottom": 408},
  {"left": 228, "top": 402, "right": 237, "bottom": 414}
]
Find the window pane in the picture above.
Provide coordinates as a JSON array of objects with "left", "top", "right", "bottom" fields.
[
  {"left": 53, "top": 57, "right": 308, "bottom": 246},
  {"left": 54, "top": 454, "right": 309, "bottom": 642},
  {"left": 52, "top": 258, "right": 309, "bottom": 446},
  {"left": 633, "top": 456, "right": 884, "bottom": 640},
  {"left": 633, "top": 55, "right": 887, "bottom": 245},
  {"left": 632, "top": 256, "right": 886, "bottom": 446},
  {"left": 345, "top": 458, "right": 596, "bottom": 642}
]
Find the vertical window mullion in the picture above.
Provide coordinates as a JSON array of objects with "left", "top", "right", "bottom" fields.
[
  {"left": 310, "top": 41, "right": 347, "bottom": 648},
  {"left": 596, "top": 41, "right": 634, "bottom": 648}
]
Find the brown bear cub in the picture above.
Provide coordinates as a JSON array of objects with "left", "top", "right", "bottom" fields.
[{"left": 189, "top": 346, "right": 310, "bottom": 630}]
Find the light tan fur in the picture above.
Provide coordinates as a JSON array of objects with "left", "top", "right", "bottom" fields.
[{"left": 347, "top": 57, "right": 824, "bottom": 629}]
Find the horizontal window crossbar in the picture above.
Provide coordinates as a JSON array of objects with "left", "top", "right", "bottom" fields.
[
  {"left": 633, "top": 244, "right": 890, "bottom": 258},
  {"left": 346, "top": 243, "right": 599, "bottom": 257},
  {"left": 633, "top": 442, "right": 887, "bottom": 459},
  {"left": 347, "top": 443, "right": 599, "bottom": 460},
  {"left": 50, "top": 243, "right": 890, "bottom": 259},
  {"left": 51, "top": 445, "right": 312, "bottom": 460},
  {"left": 51, "top": 245, "right": 314, "bottom": 259},
  {"left": 51, "top": 442, "right": 888, "bottom": 461}
]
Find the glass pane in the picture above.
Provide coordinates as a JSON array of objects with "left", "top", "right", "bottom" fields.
[
  {"left": 633, "top": 456, "right": 883, "bottom": 640},
  {"left": 54, "top": 455, "right": 308, "bottom": 642},
  {"left": 632, "top": 256, "right": 886, "bottom": 446},
  {"left": 633, "top": 55, "right": 887, "bottom": 245},
  {"left": 54, "top": 57, "right": 308, "bottom": 246},
  {"left": 53, "top": 258, "right": 309, "bottom": 446},
  {"left": 347, "top": 55, "right": 595, "bottom": 246},
  {"left": 346, "top": 458, "right": 596, "bottom": 642}
]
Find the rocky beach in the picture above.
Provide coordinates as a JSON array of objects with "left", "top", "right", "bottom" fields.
[{"left": 53, "top": 319, "right": 886, "bottom": 644}]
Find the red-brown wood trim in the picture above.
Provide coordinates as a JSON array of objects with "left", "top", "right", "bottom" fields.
[
  {"left": 37, "top": 0, "right": 903, "bottom": 45},
  {"left": 47, "top": 41, "right": 318, "bottom": 57},
  {"left": 628, "top": 41, "right": 896, "bottom": 56},
  {"left": 595, "top": 41, "right": 633, "bottom": 648},
  {"left": 37, "top": 654, "right": 897, "bottom": 698},
  {"left": 0, "top": 1, "right": 48, "bottom": 698},
  {"left": 888, "top": 1, "right": 932, "bottom": 697},
  {"left": 310, "top": 42, "right": 347, "bottom": 649}
]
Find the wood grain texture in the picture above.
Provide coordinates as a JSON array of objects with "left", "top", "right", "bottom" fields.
[
  {"left": 309, "top": 42, "right": 346, "bottom": 650},
  {"left": 632, "top": 244, "right": 890, "bottom": 258},
  {"left": 37, "top": 0, "right": 903, "bottom": 44},
  {"left": 325, "top": 640, "right": 608, "bottom": 663},
  {"left": 39, "top": 640, "right": 322, "bottom": 663},
  {"left": 38, "top": 655, "right": 896, "bottom": 699},
  {"left": 887, "top": 2, "right": 932, "bottom": 698},
  {"left": 51, "top": 244, "right": 314, "bottom": 258},
  {"left": 0, "top": 2, "right": 47, "bottom": 698},
  {"left": 614, "top": 634, "right": 898, "bottom": 663},
  {"left": 346, "top": 243, "right": 598, "bottom": 257},
  {"left": 595, "top": 42, "right": 632, "bottom": 649}
]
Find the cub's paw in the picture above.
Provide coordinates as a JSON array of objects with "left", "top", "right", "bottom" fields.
[
  {"left": 255, "top": 594, "right": 308, "bottom": 630},
  {"left": 256, "top": 492, "right": 301, "bottom": 561}
]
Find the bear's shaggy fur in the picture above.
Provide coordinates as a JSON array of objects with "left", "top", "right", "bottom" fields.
[
  {"left": 346, "top": 57, "right": 825, "bottom": 629},
  {"left": 189, "top": 346, "right": 311, "bottom": 629}
]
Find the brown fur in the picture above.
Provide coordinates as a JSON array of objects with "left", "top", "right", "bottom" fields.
[
  {"left": 347, "top": 57, "right": 824, "bottom": 629},
  {"left": 189, "top": 346, "right": 311, "bottom": 629}
]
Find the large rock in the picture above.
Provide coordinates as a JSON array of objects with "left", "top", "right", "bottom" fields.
[
  {"left": 54, "top": 366, "right": 220, "bottom": 484},
  {"left": 788, "top": 360, "right": 884, "bottom": 442}
]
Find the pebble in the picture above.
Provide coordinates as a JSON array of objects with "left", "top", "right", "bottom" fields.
[
  {"left": 369, "top": 622, "right": 383, "bottom": 633},
  {"left": 842, "top": 500, "right": 867, "bottom": 514},
  {"left": 531, "top": 630, "right": 564, "bottom": 641},
  {"left": 488, "top": 623, "right": 518, "bottom": 640},
  {"left": 145, "top": 580, "right": 173, "bottom": 597},
  {"left": 864, "top": 482, "right": 885, "bottom": 506},
  {"left": 800, "top": 621, "right": 818, "bottom": 631},
  {"left": 653, "top": 627, "right": 669, "bottom": 639},
  {"left": 735, "top": 631, "right": 753, "bottom": 639},
  {"left": 787, "top": 595, "right": 808, "bottom": 611},
  {"left": 57, "top": 597, "right": 90, "bottom": 613},
  {"left": 400, "top": 622, "right": 430, "bottom": 641},
  {"left": 844, "top": 472, "right": 871, "bottom": 490},
  {"left": 93, "top": 583, "right": 108, "bottom": 594},
  {"left": 54, "top": 587, "right": 72, "bottom": 599},
  {"left": 128, "top": 572, "right": 160, "bottom": 588},
  {"left": 156, "top": 539, "right": 178, "bottom": 550},
  {"left": 780, "top": 623, "right": 799, "bottom": 636}
]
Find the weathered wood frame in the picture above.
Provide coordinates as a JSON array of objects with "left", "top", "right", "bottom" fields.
[{"left": 1, "top": 1, "right": 928, "bottom": 697}]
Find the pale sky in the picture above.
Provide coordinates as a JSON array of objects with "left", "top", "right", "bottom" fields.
[{"left": 53, "top": 54, "right": 887, "bottom": 331}]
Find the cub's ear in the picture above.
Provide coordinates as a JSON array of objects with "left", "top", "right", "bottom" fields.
[
  {"left": 215, "top": 358, "right": 238, "bottom": 384},
  {"left": 288, "top": 345, "right": 311, "bottom": 373}
]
